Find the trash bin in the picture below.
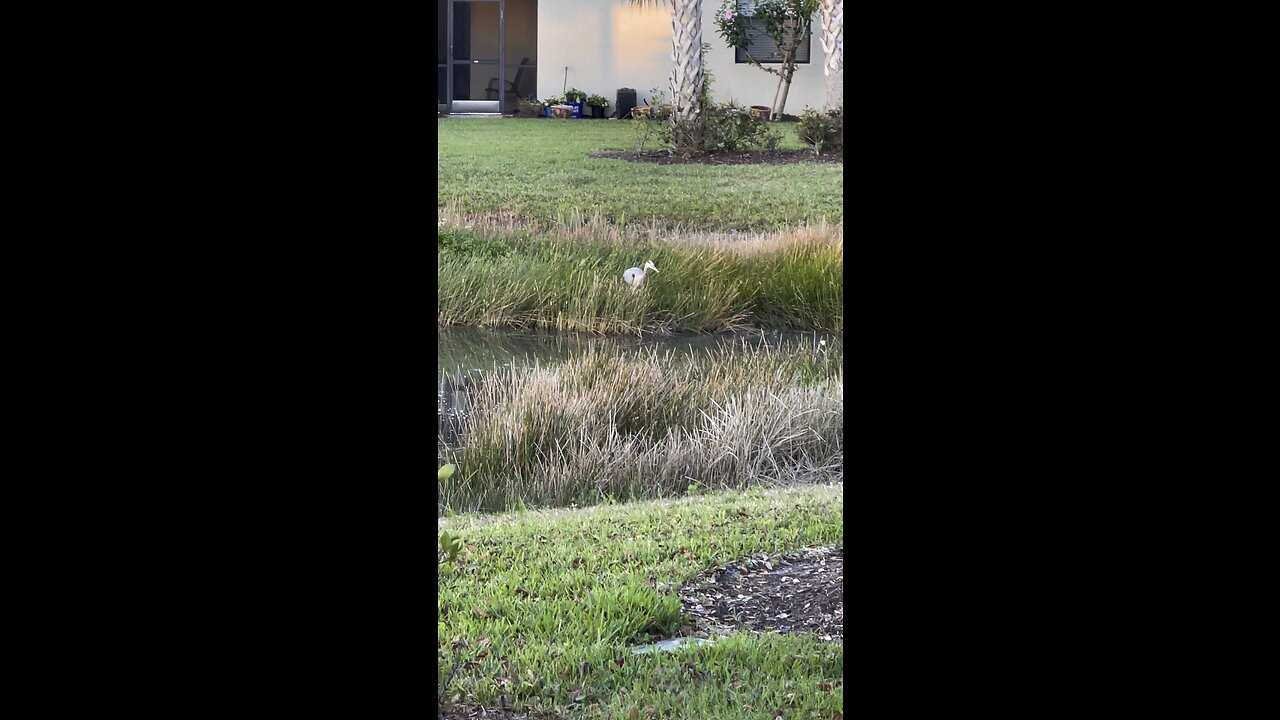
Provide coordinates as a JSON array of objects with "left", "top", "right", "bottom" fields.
[{"left": 616, "top": 88, "right": 637, "bottom": 119}]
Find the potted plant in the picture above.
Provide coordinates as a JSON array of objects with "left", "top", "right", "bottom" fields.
[
  {"left": 564, "top": 88, "right": 587, "bottom": 118},
  {"left": 543, "top": 94, "right": 565, "bottom": 118},
  {"left": 586, "top": 94, "right": 610, "bottom": 119},
  {"left": 518, "top": 96, "right": 545, "bottom": 118}
]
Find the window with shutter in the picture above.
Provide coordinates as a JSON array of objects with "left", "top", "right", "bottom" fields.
[{"left": 734, "top": 0, "right": 811, "bottom": 64}]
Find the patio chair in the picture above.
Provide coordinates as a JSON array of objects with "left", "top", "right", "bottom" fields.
[{"left": 485, "top": 58, "right": 530, "bottom": 102}]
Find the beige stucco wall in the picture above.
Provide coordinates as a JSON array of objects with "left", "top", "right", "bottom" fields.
[{"left": 536, "top": 0, "right": 829, "bottom": 114}]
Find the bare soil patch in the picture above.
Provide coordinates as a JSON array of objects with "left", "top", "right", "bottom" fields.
[
  {"left": 588, "top": 149, "right": 842, "bottom": 166},
  {"left": 677, "top": 544, "right": 843, "bottom": 641}
]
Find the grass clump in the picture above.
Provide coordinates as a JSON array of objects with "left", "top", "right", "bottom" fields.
[
  {"left": 437, "top": 221, "right": 842, "bottom": 334},
  {"left": 437, "top": 339, "right": 842, "bottom": 514},
  {"left": 437, "top": 483, "right": 844, "bottom": 719}
]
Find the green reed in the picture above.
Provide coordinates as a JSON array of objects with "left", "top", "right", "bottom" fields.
[{"left": 437, "top": 223, "right": 842, "bottom": 335}]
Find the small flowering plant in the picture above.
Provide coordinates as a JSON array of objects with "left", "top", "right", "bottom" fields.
[
  {"left": 714, "top": 0, "right": 818, "bottom": 118},
  {"left": 715, "top": 0, "right": 817, "bottom": 58},
  {"left": 716, "top": 3, "right": 750, "bottom": 49}
]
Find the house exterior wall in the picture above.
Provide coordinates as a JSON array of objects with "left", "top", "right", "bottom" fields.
[{"left": 536, "top": 0, "right": 828, "bottom": 114}]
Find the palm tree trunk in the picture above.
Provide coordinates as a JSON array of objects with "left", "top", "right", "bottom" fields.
[
  {"left": 669, "top": 0, "right": 704, "bottom": 123},
  {"left": 625, "top": 0, "right": 704, "bottom": 133},
  {"left": 819, "top": 0, "right": 843, "bottom": 110}
]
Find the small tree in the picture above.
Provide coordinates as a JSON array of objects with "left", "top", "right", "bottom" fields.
[{"left": 715, "top": 0, "right": 818, "bottom": 120}]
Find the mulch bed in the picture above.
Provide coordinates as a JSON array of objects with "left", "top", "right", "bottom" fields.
[
  {"left": 676, "top": 544, "right": 844, "bottom": 642},
  {"left": 587, "top": 149, "right": 842, "bottom": 165}
]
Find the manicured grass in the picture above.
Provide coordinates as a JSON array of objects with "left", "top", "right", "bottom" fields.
[
  {"left": 437, "top": 483, "right": 844, "bottom": 719},
  {"left": 438, "top": 221, "right": 842, "bottom": 334},
  {"left": 438, "top": 340, "right": 842, "bottom": 514},
  {"left": 437, "top": 118, "right": 844, "bottom": 231}
]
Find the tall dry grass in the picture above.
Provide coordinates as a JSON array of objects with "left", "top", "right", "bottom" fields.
[{"left": 437, "top": 338, "right": 842, "bottom": 513}]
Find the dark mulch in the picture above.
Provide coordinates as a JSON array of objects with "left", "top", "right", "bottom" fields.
[
  {"left": 587, "top": 149, "right": 842, "bottom": 165},
  {"left": 676, "top": 544, "right": 843, "bottom": 642}
]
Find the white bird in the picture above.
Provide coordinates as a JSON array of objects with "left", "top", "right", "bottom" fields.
[{"left": 623, "top": 260, "right": 659, "bottom": 290}]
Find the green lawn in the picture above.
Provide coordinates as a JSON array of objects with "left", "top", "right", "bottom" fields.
[
  {"left": 437, "top": 118, "right": 844, "bottom": 231},
  {"left": 438, "top": 483, "right": 844, "bottom": 719}
]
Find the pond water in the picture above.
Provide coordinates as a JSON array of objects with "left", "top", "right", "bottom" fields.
[{"left": 438, "top": 327, "right": 843, "bottom": 378}]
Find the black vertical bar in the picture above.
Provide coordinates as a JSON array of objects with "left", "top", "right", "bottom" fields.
[
  {"left": 446, "top": 0, "right": 453, "bottom": 112},
  {"left": 498, "top": 0, "right": 505, "bottom": 113}
]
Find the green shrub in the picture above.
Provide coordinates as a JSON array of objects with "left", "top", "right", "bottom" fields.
[
  {"left": 795, "top": 107, "right": 843, "bottom": 155},
  {"left": 700, "top": 100, "right": 779, "bottom": 152},
  {"left": 636, "top": 45, "right": 782, "bottom": 155},
  {"left": 645, "top": 92, "right": 780, "bottom": 155}
]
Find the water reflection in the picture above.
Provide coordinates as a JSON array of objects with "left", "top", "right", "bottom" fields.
[{"left": 438, "top": 327, "right": 843, "bottom": 377}]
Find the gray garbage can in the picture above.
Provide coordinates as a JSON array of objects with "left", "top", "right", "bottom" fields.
[{"left": 616, "top": 88, "right": 637, "bottom": 119}]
